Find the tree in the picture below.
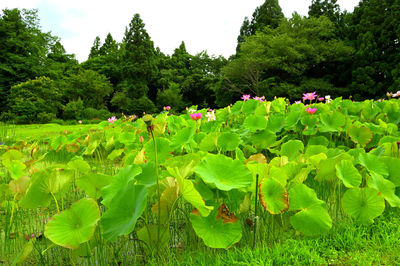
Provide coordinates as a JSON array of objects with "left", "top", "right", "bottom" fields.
[
  {"left": 0, "top": 8, "right": 52, "bottom": 113},
  {"left": 348, "top": 0, "right": 400, "bottom": 99},
  {"left": 8, "top": 77, "right": 62, "bottom": 123},
  {"left": 88, "top": 36, "right": 101, "bottom": 59},
  {"left": 62, "top": 69, "right": 113, "bottom": 109},
  {"left": 121, "top": 13, "right": 158, "bottom": 99},
  {"left": 222, "top": 14, "right": 353, "bottom": 102},
  {"left": 308, "top": 0, "right": 341, "bottom": 23},
  {"left": 237, "top": 0, "right": 284, "bottom": 51}
]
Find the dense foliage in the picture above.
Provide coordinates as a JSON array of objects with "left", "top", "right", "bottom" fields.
[
  {"left": 1, "top": 96, "right": 400, "bottom": 263},
  {"left": 0, "top": 0, "right": 399, "bottom": 123}
]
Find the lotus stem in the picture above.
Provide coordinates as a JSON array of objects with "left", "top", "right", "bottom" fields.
[
  {"left": 253, "top": 173, "right": 259, "bottom": 249},
  {"left": 149, "top": 128, "right": 161, "bottom": 254}
]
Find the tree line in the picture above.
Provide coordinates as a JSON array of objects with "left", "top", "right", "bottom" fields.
[{"left": 0, "top": 0, "right": 399, "bottom": 123}]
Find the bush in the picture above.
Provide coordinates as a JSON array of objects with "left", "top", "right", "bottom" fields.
[
  {"left": 37, "top": 112, "right": 57, "bottom": 124},
  {"left": 63, "top": 99, "right": 84, "bottom": 120},
  {"left": 82, "top": 108, "right": 113, "bottom": 120}
]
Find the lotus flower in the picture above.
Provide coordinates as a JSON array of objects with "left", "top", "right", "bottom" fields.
[
  {"left": 306, "top": 108, "right": 317, "bottom": 114},
  {"left": 302, "top": 92, "right": 317, "bottom": 101},
  {"left": 241, "top": 94, "right": 251, "bottom": 101},
  {"left": 190, "top": 113, "right": 202, "bottom": 120},
  {"left": 163, "top": 106, "right": 171, "bottom": 111},
  {"left": 325, "top": 95, "right": 332, "bottom": 103},
  {"left": 108, "top": 116, "right": 117, "bottom": 123},
  {"left": 392, "top": 91, "right": 400, "bottom": 98},
  {"left": 294, "top": 101, "right": 301, "bottom": 104},
  {"left": 78, "top": 120, "right": 82, "bottom": 124},
  {"left": 205, "top": 110, "right": 216, "bottom": 121},
  {"left": 318, "top": 97, "right": 325, "bottom": 102}
]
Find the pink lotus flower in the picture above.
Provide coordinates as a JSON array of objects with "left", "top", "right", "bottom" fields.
[
  {"left": 306, "top": 108, "right": 317, "bottom": 114},
  {"left": 163, "top": 106, "right": 171, "bottom": 111},
  {"left": 318, "top": 97, "right": 325, "bottom": 102},
  {"left": 392, "top": 91, "right": 400, "bottom": 98},
  {"left": 139, "top": 136, "right": 144, "bottom": 143},
  {"left": 241, "top": 94, "right": 251, "bottom": 101},
  {"left": 302, "top": 92, "right": 317, "bottom": 101},
  {"left": 253, "top": 96, "right": 265, "bottom": 102},
  {"left": 294, "top": 101, "right": 301, "bottom": 104},
  {"left": 108, "top": 116, "right": 117, "bottom": 123},
  {"left": 190, "top": 113, "right": 202, "bottom": 120},
  {"left": 78, "top": 120, "right": 82, "bottom": 124}
]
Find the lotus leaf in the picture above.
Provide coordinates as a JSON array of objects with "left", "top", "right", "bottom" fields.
[
  {"left": 44, "top": 198, "right": 100, "bottom": 249},
  {"left": 194, "top": 154, "right": 253, "bottom": 191},
  {"left": 190, "top": 205, "right": 241, "bottom": 249},
  {"left": 342, "top": 187, "right": 385, "bottom": 224},
  {"left": 259, "top": 178, "right": 288, "bottom": 214},
  {"left": 335, "top": 160, "right": 362, "bottom": 188},
  {"left": 101, "top": 182, "right": 147, "bottom": 241}
]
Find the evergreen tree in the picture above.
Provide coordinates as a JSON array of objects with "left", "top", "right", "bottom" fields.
[
  {"left": 237, "top": 0, "right": 284, "bottom": 51},
  {"left": 308, "top": 0, "right": 341, "bottom": 22},
  {"left": 121, "top": 13, "right": 158, "bottom": 99},
  {"left": 88, "top": 36, "right": 101, "bottom": 59}
]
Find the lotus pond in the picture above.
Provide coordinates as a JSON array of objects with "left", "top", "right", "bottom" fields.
[{"left": 1, "top": 96, "right": 400, "bottom": 264}]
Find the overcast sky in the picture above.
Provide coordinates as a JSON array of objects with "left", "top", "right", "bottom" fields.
[{"left": 1, "top": 0, "right": 360, "bottom": 62}]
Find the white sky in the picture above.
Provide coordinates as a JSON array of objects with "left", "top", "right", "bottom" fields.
[{"left": 1, "top": 0, "right": 360, "bottom": 62}]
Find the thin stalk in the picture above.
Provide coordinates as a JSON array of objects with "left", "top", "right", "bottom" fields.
[
  {"left": 150, "top": 130, "right": 161, "bottom": 254},
  {"left": 50, "top": 192, "right": 60, "bottom": 213},
  {"left": 253, "top": 174, "right": 259, "bottom": 249},
  {"left": 86, "top": 241, "right": 93, "bottom": 266}
]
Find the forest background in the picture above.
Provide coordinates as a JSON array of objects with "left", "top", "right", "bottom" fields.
[{"left": 0, "top": 0, "right": 399, "bottom": 124}]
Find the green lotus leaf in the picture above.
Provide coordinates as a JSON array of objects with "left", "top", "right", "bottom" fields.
[
  {"left": 44, "top": 198, "right": 100, "bottom": 249},
  {"left": 107, "top": 149, "right": 125, "bottom": 161},
  {"left": 144, "top": 137, "right": 172, "bottom": 164},
  {"left": 308, "top": 136, "right": 329, "bottom": 147},
  {"left": 359, "top": 153, "right": 388, "bottom": 176},
  {"left": 348, "top": 125, "right": 373, "bottom": 147},
  {"left": 305, "top": 145, "right": 328, "bottom": 157},
  {"left": 243, "top": 115, "right": 267, "bottom": 132},
  {"left": 83, "top": 140, "right": 99, "bottom": 155},
  {"left": 176, "top": 175, "right": 213, "bottom": 217},
  {"left": 284, "top": 111, "right": 301, "bottom": 129},
  {"left": 118, "top": 132, "right": 135, "bottom": 145},
  {"left": 290, "top": 203, "right": 332, "bottom": 236},
  {"left": 314, "top": 153, "right": 353, "bottom": 182},
  {"left": 20, "top": 167, "right": 73, "bottom": 209},
  {"left": 319, "top": 111, "right": 345, "bottom": 132},
  {"left": 134, "top": 162, "right": 157, "bottom": 187},
  {"left": 266, "top": 114, "right": 285, "bottom": 133},
  {"left": 250, "top": 130, "right": 276, "bottom": 150},
  {"left": 199, "top": 132, "right": 219, "bottom": 152},
  {"left": 368, "top": 173, "right": 400, "bottom": 207},
  {"left": 77, "top": 173, "right": 112, "bottom": 199},
  {"left": 101, "top": 182, "right": 147, "bottom": 241},
  {"left": 242, "top": 99, "right": 259, "bottom": 115},
  {"left": 51, "top": 135, "right": 67, "bottom": 150},
  {"left": 259, "top": 178, "right": 288, "bottom": 214},
  {"left": 300, "top": 115, "right": 318, "bottom": 135},
  {"left": 67, "top": 158, "right": 91, "bottom": 173},
  {"left": 217, "top": 132, "right": 241, "bottom": 151},
  {"left": 171, "top": 126, "right": 196, "bottom": 149},
  {"left": 194, "top": 154, "right": 253, "bottom": 191},
  {"left": 342, "top": 187, "right": 385, "bottom": 224},
  {"left": 268, "top": 166, "right": 288, "bottom": 186},
  {"left": 2, "top": 159, "right": 26, "bottom": 180},
  {"left": 101, "top": 165, "right": 142, "bottom": 208},
  {"left": 335, "top": 160, "right": 362, "bottom": 188},
  {"left": 383, "top": 157, "right": 400, "bottom": 186},
  {"left": 281, "top": 140, "right": 304, "bottom": 161},
  {"left": 288, "top": 184, "right": 324, "bottom": 211},
  {"left": 1, "top": 150, "right": 23, "bottom": 161},
  {"left": 137, "top": 225, "right": 170, "bottom": 252},
  {"left": 190, "top": 208, "right": 242, "bottom": 249}
]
